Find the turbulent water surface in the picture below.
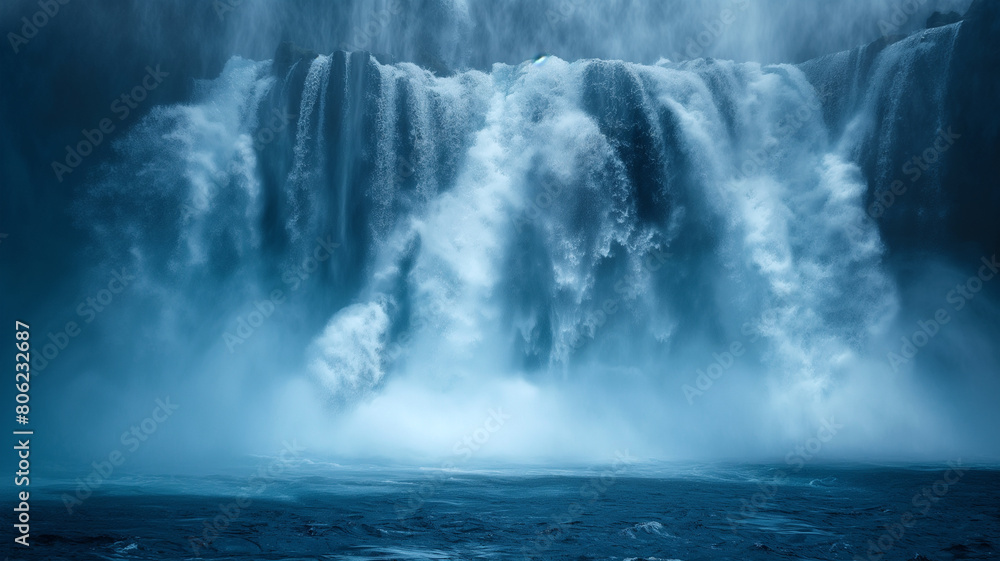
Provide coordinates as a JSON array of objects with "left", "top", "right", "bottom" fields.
[{"left": 30, "top": 465, "right": 1000, "bottom": 560}]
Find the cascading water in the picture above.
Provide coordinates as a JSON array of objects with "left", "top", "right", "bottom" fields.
[
  {"left": 11, "top": 2, "right": 1000, "bottom": 558},
  {"left": 77, "top": 13, "right": 996, "bottom": 461}
]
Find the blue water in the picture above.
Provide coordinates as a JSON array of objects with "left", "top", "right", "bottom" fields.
[
  {"left": 24, "top": 464, "right": 1000, "bottom": 560},
  {"left": 4, "top": 3, "right": 1000, "bottom": 560}
]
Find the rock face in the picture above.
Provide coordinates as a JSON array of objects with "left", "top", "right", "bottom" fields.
[
  {"left": 939, "top": 0, "right": 1000, "bottom": 256},
  {"left": 273, "top": 41, "right": 318, "bottom": 76},
  {"left": 799, "top": 0, "right": 1000, "bottom": 258},
  {"left": 926, "top": 11, "right": 962, "bottom": 29}
]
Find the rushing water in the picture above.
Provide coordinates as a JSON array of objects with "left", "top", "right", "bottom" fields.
[
  {"left": 3, "top": 1, "right": 1000, "bottom": 559},
  {"left": 72, "top": 9, "right": 999, "bottom": 462}
]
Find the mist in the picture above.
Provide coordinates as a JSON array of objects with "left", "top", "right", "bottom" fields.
[{"left": 2, "top": 0, "right": 999, "bottom": 481}]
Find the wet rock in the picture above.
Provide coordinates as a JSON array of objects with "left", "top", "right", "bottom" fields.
[
  {"left": 273, "top": 41, "right": 318, "bottom": 76},
  {"left": 926, "top": 11, "right": 962, "bottom": 29}
]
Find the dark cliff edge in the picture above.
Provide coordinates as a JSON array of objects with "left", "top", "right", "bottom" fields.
[{"left": 800, "top": 0, "right": 1000, "bottom": 260}]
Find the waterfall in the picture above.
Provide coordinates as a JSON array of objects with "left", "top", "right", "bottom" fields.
[{"left": 78, "top": 13, "right": 998, "bottom": 459}]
